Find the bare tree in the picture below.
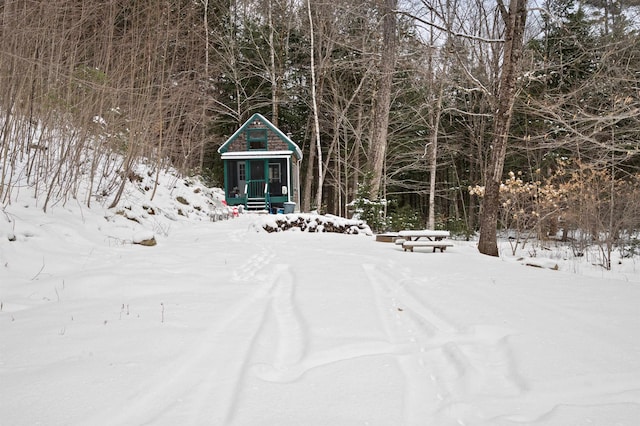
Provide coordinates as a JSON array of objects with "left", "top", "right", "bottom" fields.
[
  {"left": 477, "top": 0, "right": 528, "bottom": 256},
  {"left": 1, "top": 0, "right": 210, "bottom": 209},
  {"left": 368, "top": 0, "right": 398, "bottom": 199},
  {"left": 307, "top": 0, "right": 324, "bottom": 211}
]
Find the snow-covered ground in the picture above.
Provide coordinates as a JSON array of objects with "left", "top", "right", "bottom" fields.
[{"left": 1, "top": 170, "right": 640, "bottom": 425}]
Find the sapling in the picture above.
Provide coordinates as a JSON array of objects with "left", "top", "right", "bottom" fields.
[{"left": 31, "top": 257, "right": 45, "bottom": 280}]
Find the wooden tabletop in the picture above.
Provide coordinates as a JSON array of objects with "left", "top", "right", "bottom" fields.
[{"left": 398, "top": 230, "right": 450, "bottom": 238}]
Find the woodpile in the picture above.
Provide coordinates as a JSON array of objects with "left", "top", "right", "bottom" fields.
[{"left": 262, "top": 215, "right": 369, "bottom": 234}]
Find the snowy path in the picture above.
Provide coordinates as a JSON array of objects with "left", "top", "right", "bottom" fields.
[{"left": 2, "top": 215, "right": 640, "bottom": 425}]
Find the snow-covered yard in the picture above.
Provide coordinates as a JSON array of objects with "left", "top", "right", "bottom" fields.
[{"left": 1, "top": 177, "right": 640, "bottom": 425}]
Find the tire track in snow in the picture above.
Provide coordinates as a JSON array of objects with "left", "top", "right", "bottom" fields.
[
  {"left": 450, "top": 369, "right": 640, "bottom": 424},
  {"left": 80, "top": 264, "right": 285, "bottom": 426},
  {"left": 270, "top": 265, "right": 306, "bottom": 369},
  {"left": 364, "top": 263, "right": 444, "bottom": 425},
  {"left": 253, "top": 341, "right": 406, "bottom": 383},
  {"left": 377, "top": 259, "right": 640, "bottom": 424},
  {"left": 189, "top": 264, "right": 290, "bottom": 425},
  {"left": 251, "top": 264, "right": 405, "bottom": 384},
  {"left": 250, "top": 265, "right": 308, "bottom": 383},
  {"left": 415, "top": 268, "right": 640, "bottom": 423},
  {"left": 363, "top": 263, "right": 524, "bottom": 426}
]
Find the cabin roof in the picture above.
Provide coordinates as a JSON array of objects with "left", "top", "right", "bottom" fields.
[
  {"left": 220, "top": 150, "right": 295, "bottom": 160},
  {"left": 217, "top": 113, "right": 303, "bottom": 160}
]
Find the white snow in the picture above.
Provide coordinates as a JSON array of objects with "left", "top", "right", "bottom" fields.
[{"left": 2, "top": 171, "right": 640, "bottom": 425}]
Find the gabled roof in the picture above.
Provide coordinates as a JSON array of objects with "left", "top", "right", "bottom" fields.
[{"left": 217, "top": 113, "right": 303, "bottom": 160}]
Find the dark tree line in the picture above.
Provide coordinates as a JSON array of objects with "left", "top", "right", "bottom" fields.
[{"left": 1, "top": 0, "right": 639, "bottom": 255}]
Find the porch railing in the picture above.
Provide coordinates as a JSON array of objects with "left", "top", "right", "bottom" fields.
[{"left": 245, "top": 179, "right": 267, "bottom": 199}]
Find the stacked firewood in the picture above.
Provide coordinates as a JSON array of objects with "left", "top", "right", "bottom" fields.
[{"left": 262, "top": 215, "right": 369, "bottom": 234}]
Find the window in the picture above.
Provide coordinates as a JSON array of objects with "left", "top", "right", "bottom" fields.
[
  {"left": 238, "top": 162, "right": 246, "bottom": 180},
  {"left": 247, "top": 128, "right": 268, "bottom": 150},
  {"left": 269, "top": 163, "right": 281, "bottom": 183}
]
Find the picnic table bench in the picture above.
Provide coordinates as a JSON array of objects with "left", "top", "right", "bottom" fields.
[{"left": 395, "top": 230, "right": 453, "bottom": 252}]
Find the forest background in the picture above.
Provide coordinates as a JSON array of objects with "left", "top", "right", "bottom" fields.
[{"left": 1, "top": 0, "right": 640, "bottom": 259}]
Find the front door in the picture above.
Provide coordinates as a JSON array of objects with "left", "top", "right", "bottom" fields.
[{"left": 248, "top": 159, "right": 266, "bottom": 198}]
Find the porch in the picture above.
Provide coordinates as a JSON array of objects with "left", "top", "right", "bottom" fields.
[
  {"left": 227, "top": 180, "right": 291, "bottom": 212},
  {"left": 217, "top": 113, "right": 302, "bottom": 212},
  {"left": 224, "top": 157, "right": 293, "bottom": 212}
]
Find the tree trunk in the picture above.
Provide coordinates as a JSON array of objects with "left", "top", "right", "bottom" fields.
[
  {"left": 307, "top": 0, "right": 323, "bottom": 211},
  {"left": 428, "top": 85, "right": 444, "bottom": 230},
  {"left": 200, "top": 0, "right": 209, "bottom": 170},
  {"left": 477, "top": 0, "right": 528, "bottom": 256},
  {"left": 368, "top": 0, "right": 397, "bottom": 199},
  {"left": 268, "top": 0, "right": 279, "bottom": 126},
  {"left": 302, "top": 125, "right": 315, "bottom": 212}
]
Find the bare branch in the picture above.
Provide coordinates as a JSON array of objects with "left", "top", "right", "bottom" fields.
[{"left": 394, "top": 10, "right": 505, "bottom": 43}]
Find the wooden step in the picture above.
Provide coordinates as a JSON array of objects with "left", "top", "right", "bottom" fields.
[{"left": 246, "top": 198, "right": 267, "bottom": 211}]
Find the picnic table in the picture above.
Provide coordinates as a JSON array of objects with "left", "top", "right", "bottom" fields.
[{"left": 395, "top": 230, "right": 453, "bottom": 252}]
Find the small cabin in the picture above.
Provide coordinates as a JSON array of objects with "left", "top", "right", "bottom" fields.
[{"left": 217, "top": 113, "right": 303, "bottom": 212}]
